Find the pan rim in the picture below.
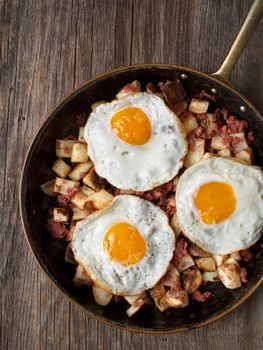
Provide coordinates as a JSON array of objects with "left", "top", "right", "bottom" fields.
[{"left": 19, "top": 63, "right": 263, "bottom": 334}]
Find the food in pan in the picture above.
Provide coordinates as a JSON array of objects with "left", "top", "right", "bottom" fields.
[{"left": 41, "top": 79, "right": 261, "bottom": 317}]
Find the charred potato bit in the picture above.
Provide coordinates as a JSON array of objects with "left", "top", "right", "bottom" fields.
[
  {"left": 182, "top": 268, "right": 202, "bottom": 294},
  {"left": 40, "top": 179, "right": 57, "bottom": 197},
  {"left": 52, "top": 158, "right": 72, "bottom": 178},
  {"left": 166, "top": 290, "right": 189, "bottom": 308}
]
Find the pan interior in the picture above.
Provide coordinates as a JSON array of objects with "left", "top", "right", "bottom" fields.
[{"left": 20, "top": 65, "right": 263, "bottom": 333}]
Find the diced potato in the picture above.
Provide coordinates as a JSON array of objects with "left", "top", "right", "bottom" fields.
[
  {"left": 67, "top": 221, "right": 76, "bottom": 241},
  {"left": 188, "top": 243, "right": 211, "bottom": 257},
  {"left": 149, "top": 284, "right": 168, "bottom": 311},
  {"left": 166, "top": 290, "right": 189, "bottom": 308},
  {"left": 231, "top": 133, "right": 248, "bottom": 154},
  {"left": 217, "top": 148, "right": 231, "bottom": 157},
  {"left": 174, "top": 254, "right": 195, "bottom": 272},
  {"left": 81, "top": 185, "right": 95, "bottom": 197},
  {"left": 202, "top": 152, "right": 213, "bottom": 160},
  {"left": 53, "top": 177, "right": 79, "bottom": 195},
  {"left": 126, "top": 299, "right": 146, "bottom": 317},
  {"left": 116, "top": 80, "right": 141, "bottom": 99},
  {"left": 68, "top": 162, "right": 93, "bottom": 181},
  {"left": 52, "top": 158, "right": 72, "bottom": 178},
  {"left": 202, "top": 271, "right": 219, "bottom": 283},
  {"left": 78, "top": 127, "right": 85, "bottom": 142},
  {"left": 235, "top": 149, "right": 252, "bottom": 164},
  {"left": 71, "top": 188, "right": 90, "bottom": 209},
  {"left": 161, "top": 264, "right": 180, "bottom": 288},
  {"left": 118, "top": 189, "right": 135, "bottom": 195},
  {"left": 71, "top": 142, "right": 88, "bottom": 163},
  {"left": 124, "top": 292, "right": 147, "bottom": 305},
  {"left": 91, "top": 100, "right": 106, "bottom": 111},
  {"left": 53, "top": 207, "right": 70, "bottom": 222},
  {"left": 212, "top": 254, "right": 229, "bottom": 267},
  {"left": 205, "top": 113, "right": 214, "bottom": 138},
  {"left": 184, "top": 139, "right": 205, "bottom": 168},
  {"left": 82, "top": 168, "right": 100, "bottom": 191},
  {"left": 153, "top": 296, "right": 169, "bottom": 312},
  {"left": 86, "top": 190, "right": 113, "bottom": 210},
  {"left": 73, "top": 265, "right": 93, "bottom": 286},
  {"left": 56, "top": 139, "right": 75, "bottom": 158},
  {"left": 230, "top": 251, "right": 241, "bottom": 261},
  {"left": 211, "top": 135, "right": 228, "bottom": 151},
  {"left": 217, "top": 264, "right": 241, "bottom": 289},
  {"left": 170, "top": 213, "right": 181, "bottom": 239},
  {"left": 40, "top": 179, "right": 57, "bottom": 197},
  {"left": 189, "top": 99, "right": 209, "bottom": 114},
  {"left": 182, "top": 269, "right": 202, "bottom": 294},
  {"left": 183, "top": 113, "right": 198, "bottom": 134},
  {"left": 72, "top": 206, "right": 92, "bottom": 221},
  {"left": 224, "top": 257, "right": 240, "bottom": 267},
  {"left": 92, "top": 285, "right": 113, "bottom": 306},
  {"left": 195, "top": 257, "right": 216, "bottom": 272}
]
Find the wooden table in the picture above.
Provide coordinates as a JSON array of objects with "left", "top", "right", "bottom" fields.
[{"left": 1, "top": 0, "right": 262, "bottom": 349}]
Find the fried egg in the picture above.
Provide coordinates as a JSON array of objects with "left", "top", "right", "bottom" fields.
[
  {"left": 71, "top": 195, "right": 175, "bottom": 295},
  {"left": 176, "top": 157, "right": 263, "bottom": 254},
  {"left": 84, "top": 92, "right": 187, "bottom": 191}
]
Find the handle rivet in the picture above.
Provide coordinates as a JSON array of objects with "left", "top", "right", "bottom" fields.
[
  {"left": 211, "top": 88, "right": 217, "bottom": 94},
  {"left": 240, "top": 106, "right": 246, "bottom": 112},
  {"left": 181, "top": 74, "right": 188, "bottom": 79}
]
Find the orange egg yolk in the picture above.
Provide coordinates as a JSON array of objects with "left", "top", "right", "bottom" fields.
[
  {"left": 111, "top": 107, "right": 151, "bottom": 145},
  {"left": 194, "top": 182, "right": 236, "bottom": 224},
  {"left": 103, "top": 222, "right": 147, "bottom": 266}
]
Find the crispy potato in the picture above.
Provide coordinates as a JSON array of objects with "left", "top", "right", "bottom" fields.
[
  {"left": 224, "top": 257, "right": 240, "bottom": 267},
  {"left": 52, "top": 158, "right": 72, "bottom": 178},
  {"left": 53, "top": 207, "right": 70, "bottom": 223},
  {"left": 118, "top": 189, "right": 135, "bottom": 195},
  {"left": 68, "top": 162, "right": 93, "bottom": 181},
  {"left": 170, "top": 213, "right": 181, "bottom": 239},
  {"left": 202, "top": 271, "right": 219, "bottom": 283},
  {"left": 53, "top": 177, "right": 79, "bottom": 195},
  {"left": 182, "top": 268, "right": 202, "bottom": 294},
  {"left": 211, "top": 135, "right": 228, "bottom": 150},
  {"left": 217, "top": 264, "right": 241, "bottom": 289},
  {"left": 126, "top": 299, "right": 146, "bottom": 317},
  {"left": 205, "top": 113, "right": 214, "bottom": 138},
  {"left": 184, "top": 138, "right": 205, "bottom": 168},
  {"left": 40, "top": 179, "right": 57, "bottom": 197},
  {"left": 92, "top": 285, "right": 113, "bottom": 306},
  {"left": 124, "top": 292, "right": 147, "bottom": 305},
  {"left": 175, "top": 254, "right": 195, "bottom": 272},
  {"left": 116, "top": 80, "right": 141, "bottom": 99},
  {"left": 153, "top": 296, "right": 169, "bottom": 312},
  {"left": 73, "top": 265, "right": 93, "bottom": 286},
  {"left": 149, "top": 284, "right": 168, "bottom": 312},
  {"left": 86, "top": 190, "right": 114, "bottom": 210},
  {"left": 231, "top": 132, "right": 248, "bottom": 154},
  {"left": 71, "top": 188, "right": 90, "bottom": 209},
  {"left": 166, "top": 290, "right": 189, "bottom": 308},
  {"left": 217, "top": 148, "right": 231, "bottom": 157},
  {"left": 188, "top": 243, "right": 211, "bottom": 257},
  {"left": 189, "top": 99, "right": 209, "bottom": 114},
  {"left": 72, "top": 206, "right": 92, "bottom": 221},
  {"left": 161, "top": 264, "right": 180, "bottom": 288},
  {"left": 195, "top": 257, "right": 216, "bottom": 272},
  {"left": 81, "top": 185, "right": 95, "bottom": 197},
  {"left": 183, "top": 113, "right": 198, "bottom": 134},
  {"left": 212, "top": 254, "right": 229, "bottom": 267},
  {"left": 78, "top": 126, "right": 85, "bottom": 142},
  {"left": 230, "top": 251, "right": 241, "bottom": 261},
  {"left": 71, "top": 142, "right": 88, "bottom": 163},
  {"left": 56, "top": 139, "right": 75, "bottom": 158},
  {"left": 91, "top": 100, "right": 106, "bottom": 111},
  {"left": 82, "top": 168, "right": 101, "bottom": 191},
  {"left": 235, "top": 149, "right": 252, "bottom": 164}
]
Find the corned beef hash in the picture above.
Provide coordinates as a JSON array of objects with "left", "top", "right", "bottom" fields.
[{"left": 41, "top": 79, "right": 263, "bottom": 317}]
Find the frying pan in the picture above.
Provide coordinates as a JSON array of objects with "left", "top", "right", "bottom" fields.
[{"left": 19, "top": 0, "right": 263, "bottom": 333}]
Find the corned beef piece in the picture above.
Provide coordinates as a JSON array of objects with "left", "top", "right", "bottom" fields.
[
  {"left": 46, "top": 218, "right": 68, "bottom": 239},
  {"left": 191, "top": 290, "right": 212, "bottom": 302}
]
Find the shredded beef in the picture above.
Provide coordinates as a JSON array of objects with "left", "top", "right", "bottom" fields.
[{"left": 174, "top": 239, "right": 188, "bottom": 260}]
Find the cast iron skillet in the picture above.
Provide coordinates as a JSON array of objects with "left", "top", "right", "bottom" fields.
[{"left": 19, "top": 0, "right": 263, "bottom": 333}]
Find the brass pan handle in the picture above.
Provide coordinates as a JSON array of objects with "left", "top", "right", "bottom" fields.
[{"left": 212, "top": 0, "right": 263, "bottom": 86}]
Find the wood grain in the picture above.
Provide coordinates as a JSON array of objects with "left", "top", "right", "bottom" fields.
[{"left": 0, "top": 0, "right": 262, "bottom": 349}]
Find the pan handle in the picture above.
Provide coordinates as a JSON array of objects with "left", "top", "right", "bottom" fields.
[{"left": 212, "top": 0, "right": 263, "bottom": 86}]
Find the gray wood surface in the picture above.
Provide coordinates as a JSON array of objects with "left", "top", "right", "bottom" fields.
[{"left": 1, "top": 0, "right": 262, "bottom": 349}]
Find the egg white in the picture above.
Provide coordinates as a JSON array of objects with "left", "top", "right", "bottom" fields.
[
  {"left": 71, "top": 195, "right": 175, "bottom": 295},
  {"left": 84, "top": 92, "right": 187, "bottom": 191},
  {"left": 176, "top": 157, "right": 263, "bottom": 254}
]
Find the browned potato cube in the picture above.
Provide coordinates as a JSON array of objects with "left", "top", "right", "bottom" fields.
[
  {"left": 67, "top": 221, "right": 76, "bottom": 241},
  {"left": 91, "top": 100, "right": 106, "bottom": 111},
  {"left": 189, "top": 99, "right": 209, "bottom": 114},
  {"left": 235, "top": 149, "right": 252, "bottom": 164},
  {"left": 174, "top": 254, "right": 195, "bottom": 272},
  {"left": 116, "top": 80, "right": 141, "bottom": 99},
  {"left": 92, "top": 285, "right": 112, "bottom": 306},
  {"left": 71, "top": 142, "right": 88, "bottom": 163},
  {"left": 211, "top": 135, "right": 228, "bottom": 151},
  {"left": 53, "top": 207, "right": 70, "bottom": 222},
  {"left": 184, "top": 139, "right": 205, "bottom": 168},
  {"left": 218, "top": 264, "right": 241, "bottom": 289},
  {"left": 78, "top": 126, "right": 85, "bottom": 142},
  {"left": 224, "top": 257, "right": 240, "bottom": 267},
  {"left": 56, "top": 139, "right": 75, "bottom": 158},
  {"left": 212, "top": 254, "right": 229, "bottom": 267},
  {"left": 195, "top": 257, "right": 216, "bottom": 272},
  {"left": 53, "top": 177, "right": 79, "bottom": 195},
  {"left": 217, "top": 148, "right": 231, "bottom": 157},
  {"left": 161, "top": 264, "right": 180, "bottom": 288},
  {"left": 72, "top": 206, "right": 92, "bottom": 221},
  {"left": 81, "top": 185, "right": 95, "bottom": 197},
  {"left": 183, "top": 113, "right": 198, "bottom": 134},
  {"left": 170, "top": 213, "right": 181, "bottom": 239},
  {"left": 124, "top": 292, "right": 147, "bottom": 305},
  {"left": 86, "top": 190, "right": 113, "bottom": 210},
  {"left": 73, "top": 265, "right": 93, "bottom": 286},
  {"left": 230, "top": 251, "right": 241, "bottom": 261},
  {"left": 68, "top": 162, "right": 93, "bottom": 181},
  {"left": 52, "top": 158, "right": 71, "bottom": 178},
  {"left": 71, "top": 188, "right": 90, "bottom": 209},
  {"left": 166, "top": 290, "right": 189, "bottom": 308},
  {"left": 202, "top": 271, "right": 220, "bottom": 283},
  {"left": 182, "top": 268, "right": 202, "bottom": 294},
  {"left": 40, "top": 179, "right": 57, "bottom": 197},
  {"left": 82, "top": 168, "right": 100, "bottom": 191}
]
